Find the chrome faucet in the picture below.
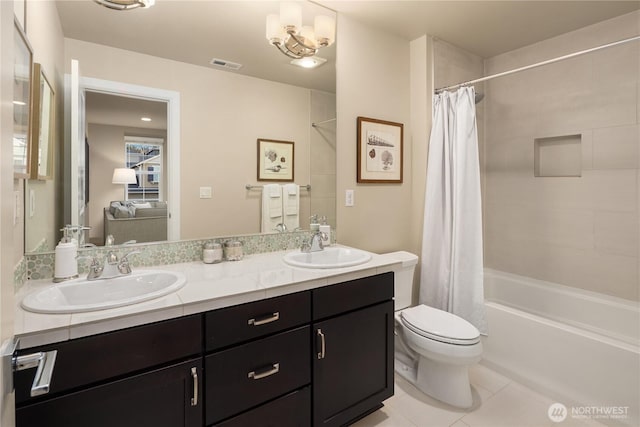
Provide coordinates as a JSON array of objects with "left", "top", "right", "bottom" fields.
[
  {"left": 274, "top": 223, "right": 288, "bottom": 233},
  {"left": 301, "top": 230, "right": 328, "bottom": 253},
  {"left": 86, "top": 250, "right": 140, "bottom": 281}
]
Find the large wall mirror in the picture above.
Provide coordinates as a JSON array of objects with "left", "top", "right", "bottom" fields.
[{"left": 25, "top": 0, "right": 336, "bottom": 253}]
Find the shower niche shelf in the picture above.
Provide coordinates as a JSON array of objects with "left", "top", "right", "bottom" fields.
[{"left": 534, "top": 134, "right": 582, "bottom": 177}]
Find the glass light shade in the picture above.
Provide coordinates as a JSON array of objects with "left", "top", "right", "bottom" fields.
[
  {"left": 280, "top": 2, "right": 302, "bottom": 32},
  {"left": 112, "top": 168, "right": 137, "bottom": 184},
  {"left": 314, "top": 15, "right": 335, "bottom": 45},
  {"left": 266, "top": 14, "right": 285, "bottom": 43},
  {"left": 300, "top": 26, "right": 317, "bottom": 49}
]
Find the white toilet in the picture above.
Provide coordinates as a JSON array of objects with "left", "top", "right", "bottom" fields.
[{"left": 384, "top": 251, "right": 482, "bottom": 409}]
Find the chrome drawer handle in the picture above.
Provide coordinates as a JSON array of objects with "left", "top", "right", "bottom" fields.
[
  {"left": 247, "top": 312, "right": 280, "bottom": 326},
  {"left": 190, "top": 367, "right": 198, "bottom": 407},
  {"left": 13, "top": 350, "right": 58, "bottom": 397},
  {"left": 317, "top": 329, "right": 326, "bottom": 360},
  {"left": 248, "top": 363, "right": 280, "bottom": 380}
]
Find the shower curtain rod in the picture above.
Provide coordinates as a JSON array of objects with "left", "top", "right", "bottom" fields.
[
  {"left": 312, "top": 118, "right": 336, "bottom": 127},
  {"left": 434, "top": 35, "right": 640, "bottom": 94}
]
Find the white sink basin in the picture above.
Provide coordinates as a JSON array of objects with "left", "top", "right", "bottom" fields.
[
  {"left": 283, "top": 247, "right": 372, "bottom": 269},
  {"left": 21, "top": 270, "right": 186, "bottom": 314}
]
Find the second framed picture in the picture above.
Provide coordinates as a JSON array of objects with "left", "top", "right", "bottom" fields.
[
  {"left": 357, "top": 116, "right": 403, "bottom": 183},
  {"left": 257, "top": 138, "right": 294, "bottom": 182}
]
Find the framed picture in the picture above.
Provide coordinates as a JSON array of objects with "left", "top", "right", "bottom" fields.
[
  {"left": 357, "top": 116, "right": 404, "bottom": 183},
  {"left": 257, "top": 139, "right": 294, "bottom": 182},
  {"left": 13, "top": 18, "right": 33, "bottom": 179}
]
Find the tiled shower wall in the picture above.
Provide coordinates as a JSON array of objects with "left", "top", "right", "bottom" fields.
[{"left": 483, "top": 11, "right": 639, "bottom": 301}]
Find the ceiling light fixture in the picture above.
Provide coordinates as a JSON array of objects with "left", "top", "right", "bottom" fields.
[
  {"left": 141, "top": 117, "right": 152, "bottom": 122},
  {"left": 93, "top": 0, "right": 155, "bottom": 11},
  {"left": 290, "top": 56, "right": 327, "bottom": 69},
  {"left": 266, "top": 2, "right": 335, "bottom": 59}
]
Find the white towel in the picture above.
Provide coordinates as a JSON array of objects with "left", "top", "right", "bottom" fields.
[
  {"left": 282, "top": 184, "right": 299, "bottom": 230},
  {"left": 261, "top": 184, "right": 283, "bottom": 232}
]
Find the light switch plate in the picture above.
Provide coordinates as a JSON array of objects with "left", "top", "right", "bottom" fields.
[
  {"left": 199, "top": 187, "right": 212, "bottom": 199},
  {"left": 345, "top": 189, "right": 354, "bottom": 207}
]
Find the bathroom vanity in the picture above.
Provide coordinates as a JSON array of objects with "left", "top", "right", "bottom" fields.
[{"left": 13, "top": 249, "right": 398, "bottom": 427}]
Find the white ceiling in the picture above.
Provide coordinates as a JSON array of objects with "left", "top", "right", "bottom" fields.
[
  {"left": 85, "top": 92, "right": 167, "bottom": 129},
  {"left": 320, "top": 1, "right": 640, "bottom": 59},
  {"left": 63, "top": 0, "right": 639, "bottom": 127}
]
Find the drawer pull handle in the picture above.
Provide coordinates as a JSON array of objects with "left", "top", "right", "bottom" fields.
[
  {"left": 13, "top": 350, "right": 58, "bottom": 397},
  {"left": 190, "top": 367, "right": 198, "bottom": 406},
  {"left": 248, "top": 312, "right": 280, "bottom": 326},
  {"left": 248, "top": 363, "right": 280, "bottom": 380},
  {"left": 317, "top": 329, "right": 326, "bottom": 360}
]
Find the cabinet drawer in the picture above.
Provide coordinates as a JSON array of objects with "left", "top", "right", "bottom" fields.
[
  {"left": 212, "top": 386, "right": 310, "bottom": 427},
  {"left": 205, "top": 291, "right": 310, "bottom": 351},
  {"left": 17, "top": 358, "right": 202, "bottom": 427},
  {"left": 205, "top": 326, "right": 310, "bottom": 425},
  {"left": 313, "top": 272, "right": 393, "bottom": 320},
  {"left": 15, "top": 315, "right": 202, "bottom": 405}
]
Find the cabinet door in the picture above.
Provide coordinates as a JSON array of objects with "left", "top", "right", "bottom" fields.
[
  {"left": 313, "top": 301, "right": 394, "bottom": 427},
  {"left": 16, "top": 358, "right": 202, "bottom": 427}
]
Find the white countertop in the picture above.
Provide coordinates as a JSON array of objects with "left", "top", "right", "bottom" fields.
[{"left": 15, "top": 246, "right": 403, "bottom": 349}]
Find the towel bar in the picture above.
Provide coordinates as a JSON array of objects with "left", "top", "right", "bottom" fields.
[{"left": 246, "top": 184, "right": 311, "bottom": 191}]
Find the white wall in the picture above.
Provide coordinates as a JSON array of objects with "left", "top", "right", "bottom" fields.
[
  {"left": 335, "top": 15, "right": 413, "bottom": 253},
  {"left": 24, "top": 0, "right": 65, "bottom": 253}
]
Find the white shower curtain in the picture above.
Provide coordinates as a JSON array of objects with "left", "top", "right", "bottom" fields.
[{"left": 420, "top": 87, "right": 487, "bottom": 334}]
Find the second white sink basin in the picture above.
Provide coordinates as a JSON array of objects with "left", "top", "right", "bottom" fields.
[
  {"left": 21, "top": 270, "right": 186, "bottom": 314},
  {"left": 283, "top": 247, "right": 372, "bottom": 269}
]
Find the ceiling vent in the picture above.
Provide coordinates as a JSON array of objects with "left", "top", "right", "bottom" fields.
[{"left": 209, "top": 58, "right": 243, "bottom": 71}]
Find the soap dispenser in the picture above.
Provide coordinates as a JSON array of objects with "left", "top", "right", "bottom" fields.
[
  {"left": 319, "top": 216, "right": 331, "bottom": 246},
  {"left": 53, "top": 225, "right": 79, "bottom": 283},
  {"left": 310, "top": 215, "right": 320, "bottom": 232}
]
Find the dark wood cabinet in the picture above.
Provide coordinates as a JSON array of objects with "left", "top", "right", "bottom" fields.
[
  {"left": 15, "top": 272, "right": 394, "bottom": 427},
  {"left": 312, "top": 273, "right": 395, "bottom": 427},
  {"left": 15, "top": 316, "right": 203, "bottom": 427},
  {"left": 17, "top": 358, "right": 202, "bottom": 427},
  {"left": 213, "top": 387, "right": 311, "bottom": 427},
  {"left": 205, "top": 326, "right": 311, "bottom": 425}
]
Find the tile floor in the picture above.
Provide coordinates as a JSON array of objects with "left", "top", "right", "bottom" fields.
[{"left": 353, "top": 364, "right": 604, "bottom": 427}]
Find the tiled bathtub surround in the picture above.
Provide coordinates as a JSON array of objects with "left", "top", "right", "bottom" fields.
[
  {"left": 22, "top": 230, "right": 333, "bottom": 285},
  {"left": 483, "top": 11, "right": 639, "bottom": 301}
]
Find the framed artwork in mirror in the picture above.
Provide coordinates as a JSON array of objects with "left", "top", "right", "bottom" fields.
[
  {"left": 357, "top": 116, "right": 403, "bottom": 183},
  {"left": 13, "top": 18, "right": 33, "bottom": 179},
  {"left": 30, "top": 63, "right": 55, "bottom": 180},
  {"left": 257, "top": 138, "right": 294, "bottom": 182}
]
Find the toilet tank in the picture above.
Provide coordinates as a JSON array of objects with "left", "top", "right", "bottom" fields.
[{"left": 380, "top": 251, "right": 418, "bottom": 311}]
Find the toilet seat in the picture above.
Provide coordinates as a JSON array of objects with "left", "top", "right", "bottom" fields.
[{"left": 401, "top": 305, "right": 480, "bottom": 346}]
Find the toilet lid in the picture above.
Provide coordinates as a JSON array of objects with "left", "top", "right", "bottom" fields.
[{"left": 401, "top": 305, "right": 480, "bottom": 345}]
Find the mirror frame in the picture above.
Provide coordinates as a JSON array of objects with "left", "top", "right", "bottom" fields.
[
  {"left": 13, "top": 17, "right": 33, "bottom": 179},
  {"left": 29, "top": 63, "right": 55, "bottom": 180}
]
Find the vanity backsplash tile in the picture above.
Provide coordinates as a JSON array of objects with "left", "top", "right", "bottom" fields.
[{"left": 21, "top": 230, "right": 334, "bottom": 287}]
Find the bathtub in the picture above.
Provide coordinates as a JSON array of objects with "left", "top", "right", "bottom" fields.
[{"left": 482, "top": 269, "right": 639, "bottom": 426}]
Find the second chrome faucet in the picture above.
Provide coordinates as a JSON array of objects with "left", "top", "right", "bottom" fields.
[{"left": 85, "top": 250, "right": 140, "bottom": 280}]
